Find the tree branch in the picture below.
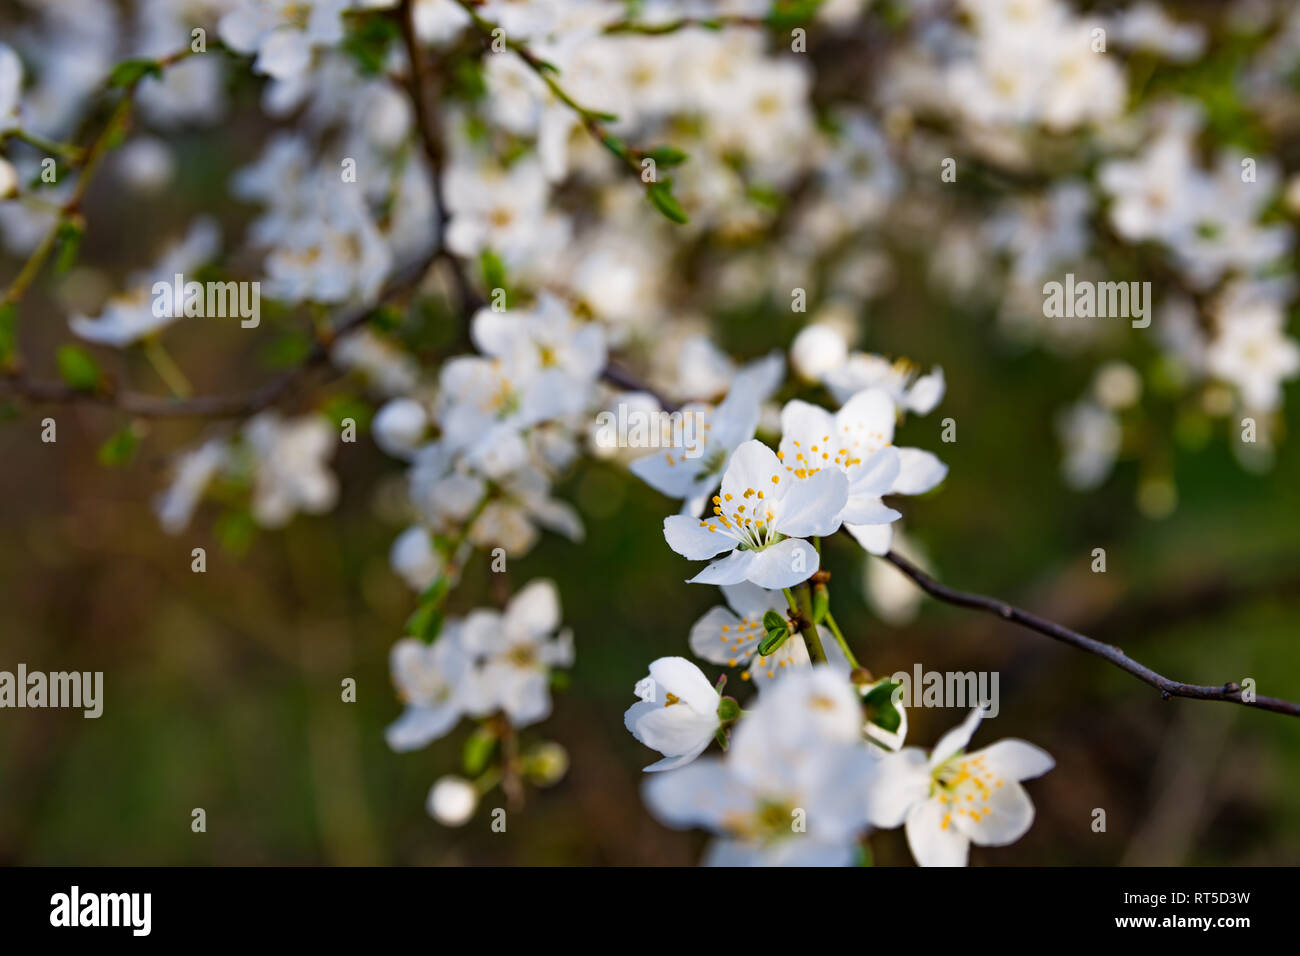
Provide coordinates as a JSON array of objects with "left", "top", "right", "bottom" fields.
[
  {"left": 397, "top": 0, "right": 480, "bottom": 317},
  {"left": 0, "top": 252, "right": 436, "bottom": 418},
  {"left": 880, "top": 549, "right": 1300, "bottom": 718}
]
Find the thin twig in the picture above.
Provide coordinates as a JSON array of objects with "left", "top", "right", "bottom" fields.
[
  {"left": 881, "top": 549, "right": 1300, "bottom": 718},
  {"left": 397, "top": 0, "right": 481, "bottom": 316},
  {"left": 0, "top": 253, "right": 436, "bottom": 417}
]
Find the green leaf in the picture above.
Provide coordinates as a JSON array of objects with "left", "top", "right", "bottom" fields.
[
  {"left": 55, "top": 344, "right": 100, "bottom": 391},
  {"left": 716, "top": 697, "right": 741, "bottom": 722},
  {"left": 54, "top": 221, "right": 83, "bottom": 274},
  {"left": 463, "top": 728, "right": 497, "bottom": 776},
  {"left": 258, "top": 331, "right": 312, "bottom": 370},
  {"left": 108, "top": 58, "right": 163, "bottom": 88},
  {"left": 646, "top": 181, "right": 689, "bottom": 224},
  {"left": 215, "top": 509, "right": 256, "bottom": 557},
  {"left": 861, "top": 680, "right": 903, "bottom": 734},
  {"left": 97, "top": 425, "right": 140, "bottom": 467},
  {"left": 762, "top": 609, "right": 785, "bottom": 632},
  {"left": 406, "top": 575, "right": 450, "bottom": 642},
  {"left": 758, "top": 624, "right": 789, "bottom": 657},
  {"left": 479, "top": 249, "right": 508, "bottom": 301},
  {"left": 341, "top": 14, "right": 401, "bottom": 76},
  {"left": 601, "top": 134, "right": 627, "bottom": 158},
  {"left": 321, "top": 394, "right": 372, "bottom": 432},
  {"left": 644, "top": 146, "right": 688, "bottom": 167}
]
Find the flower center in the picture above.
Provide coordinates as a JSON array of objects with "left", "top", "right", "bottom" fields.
[
  {"left": 700, "top": 481, "right": 783, "bottom": 551},
  {"left": 931, "top": 753, "right": 1006, "bottom": 831}
]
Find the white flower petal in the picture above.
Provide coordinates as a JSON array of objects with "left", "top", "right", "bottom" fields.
[
  {"left": 905, "top": 798, "right": 970, "bottom": 867},
  {"left": 664, "top": 514, "right": 733, "bottom": 561},
  {"left": 952, "top": 779, "right": 1036, "bottom": 847},
  {"left": 974, "top": 739, "right": 1056, "bottom": 781},
  {"left": 892, "top": 448, "right": 948, "bottom": 495},
  {"left": 775, "top": 467, "right": 848, "bottom": 538},
  {"left": 929, "top": 706, "right": 987, "bottom": 769},
  {"left": 648, "top": 656, "right": 721, "bottom": 714},
  {"left": 689, "top": 548, "right": 758, "bottom": 585},
  {"left": 746, "top": 539, "right": 818, "bottom": 589}
]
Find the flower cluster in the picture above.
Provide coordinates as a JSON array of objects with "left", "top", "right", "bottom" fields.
[{"left": 1, "top": 0, "right": 1295, "bottom": 863}]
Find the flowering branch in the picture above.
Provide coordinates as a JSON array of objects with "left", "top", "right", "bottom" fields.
[
  {"left": 0, "top": 252, "right": 436, "bottom": 417},
  {"left": 450, "top": 0, "right": 692, "bottom": 222},
  {"left": 881, "top": 550, "right": 1300, "bottom": 719}
]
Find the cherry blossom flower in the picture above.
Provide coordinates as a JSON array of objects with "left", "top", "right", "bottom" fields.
[
  {"left": 461, "top": 580, "right": 573, "bottom": 727},
  {"left": 869, "top": 707, "right": 1055, "bottom": 867},
  {"left": 386, "top": 628, "right": 471, "bottom": 752},
  {"left": 664, "top": 439, "right": 847, "bottom": 590},
  {"left": 624, "top": 657, "right": 723, "bottom": 772}
]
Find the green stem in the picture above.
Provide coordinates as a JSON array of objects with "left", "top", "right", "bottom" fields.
[
  {"left": 823, "top": 609, "right": 860, "bottom": 669},
  {"left": 5, "top": 129, "right": 85, "bottom": 163},
  {"left": 143, "top": 337, "right": 193, "bottom": 398},
  {"left": 792, "top": 586, "right": 826, "bottom": 665}
]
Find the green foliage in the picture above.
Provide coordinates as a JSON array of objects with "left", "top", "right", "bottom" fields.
[
  {"left": 54, "top": 221, "right": 83, "bottom": 274},
  {"left": 646, "top": 179, "right": 689, "bottom": 224},
  {"left": 321, "top": 394, "right": 373, "bottom": 432},
  {"left": 55, "top": 344, "right": 100, "bottom": 391},
  {"left": 97, "top": 425, "right": 141, "bottom": 467},
  {"left": 108, "top": 59, "right": 163, "bottom": 88},
  {"left": 341, "top": 14, "right": 401, "bottom": 76},
  {"left": 861, "top": 681, "right": 903, "bottom": 735},
  {"left": 215, "top": 509, "right": 256, "bottom": 556},
  {"left": 462, "top": 728, "right": 497, "bottom": 775}
]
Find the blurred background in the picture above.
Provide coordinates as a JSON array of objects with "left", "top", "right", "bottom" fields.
[
  {"left": 2, "top": 259, "right": 1298, "bottom": 865},
  {"left": 2, "top": 0, "right": 1300, "bottom": 866}
]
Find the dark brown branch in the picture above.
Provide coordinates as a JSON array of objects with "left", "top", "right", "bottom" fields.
[
  {"left": 398, "top": 0, "right": 481, "bottom": 317},
  {"left": 600, "top": 362, "right": 680, "bottom": 412},
  {"left": 881, "top": 549, "right": 1300, "bottom": 718}
]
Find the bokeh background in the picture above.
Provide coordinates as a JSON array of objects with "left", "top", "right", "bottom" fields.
[
  {"left": 3, "top": 254, "right": 1299, "bottom": 866},
  {"left": 1, "top": 0, "right": 1299, "bottom": 866}
]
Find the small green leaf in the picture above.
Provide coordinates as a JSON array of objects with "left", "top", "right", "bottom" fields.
[
  {"left": 463, "top": 728, "right": 497, "bottom": 776},
  {"left": 758, "top": 625, "right": 789, "bottom": 657},
  {"left": 109, "top": 58, "right": 163, "bottom": 88},
  {"left": 646, "top": 181, "right": 689, "bottom": 224},
  {"left": 762, "top": 609, "right": 785, "bottom": 632},
  {"left": 601, "top": 134, "right": 627, "bottom": 158},
  {"left": 321, "top": 394, "right": 372, "bottom": 432},
  {"left": 406, "top": 575, "right": 450, "bottom": 642},
  {"left": 259, "top": 331, "right": 312, "bottom": 370},
  {"left": 215, "top": 509, "right": 256, "bottom": 557},
  {"left": 716, "top": 697, "right": 741, "bottom": 722},
  {"left": 55, "top": 344, "right": 100, "bottom": 391},
  {"left": 479, "top": 249, "right": 508, "bottom": 300},
  {"left": 97, "top": 425, "right": 140, "bottom": 466},
  {"left": 644, "top": 146, "right": 688, "bottom": 167},
  {"left": 861, "top": 680, "right": 903, "bottom": 734},
  {"left": 54, "top": 221, "right": 83, "bottom": 274}
]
